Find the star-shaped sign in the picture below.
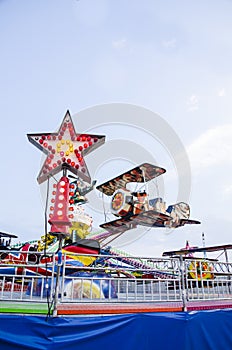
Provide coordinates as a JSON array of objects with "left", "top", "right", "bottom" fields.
[{"left": 27, "top": 110, "right": 105, "bottom": 184}]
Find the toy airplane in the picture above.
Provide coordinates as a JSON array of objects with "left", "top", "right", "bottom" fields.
[{"left": 96, "top": 163, "right": 200, "bottom": 236}]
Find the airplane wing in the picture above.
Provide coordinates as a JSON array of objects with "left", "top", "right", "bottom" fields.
[
  {"left": 130, "top": 210, "right": 171, "bottom": 227},
  {"left": 99, "top": 209, "right": 171, "bottom": 233},
  {"left": 96, "top": 163, "right": 166, "bottom": 196},
  {"left": 96, "top": 211, "right": 200, "bottom": 244},
  {"left": 156, "top": 218, "right": 201, "bottom": 228},
  {"left": 179, "top": 219, "right": 201, "bottom": 226},
  {"left": 100, "top": 217, "right": 137, "bottom": 234}
]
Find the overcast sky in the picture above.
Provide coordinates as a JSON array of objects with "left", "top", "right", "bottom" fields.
[{"left": 0, "top": 0, "right": 232, "bottom": 258}]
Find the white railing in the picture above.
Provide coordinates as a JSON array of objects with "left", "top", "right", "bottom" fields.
[
  {"left": 0, "top": 250, "right": 232, "bottom": 313},
  {"left": 184, "top": 258, "right": 232, "bottom": 301},
  {"left": 0, "top": 250, "right": 56, "bottom": 302},
  {"left": 60, "top": 253, "right": 182, "bottom": 303}
]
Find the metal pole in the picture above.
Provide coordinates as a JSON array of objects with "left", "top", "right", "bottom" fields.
[
  {"left": 52, "top": 235, "right": 63, "bottom": 317},
  {"left": 202, "top": 232, "right": 206, "bottom": 258},
  {"left": 62, "top": 164, "right": 67, "bottom": 177},
  {"left": 224, "top": 248, "right": 232, "bottom": 294},
  {"left": 180, "top": 255, "right": 187, "bottom": 311}
]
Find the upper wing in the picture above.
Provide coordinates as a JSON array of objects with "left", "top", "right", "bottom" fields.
[{"left": 96, "top": 163, "right": 166, "bottom": 196}]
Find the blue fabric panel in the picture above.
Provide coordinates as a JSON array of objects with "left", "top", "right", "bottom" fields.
[{"left": 0, "top": 311, "right": 231, "bottom": 350}]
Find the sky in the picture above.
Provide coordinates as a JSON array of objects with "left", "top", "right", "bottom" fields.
[{"left": 0, "top": 0, "right": 232, "bottom": 259}]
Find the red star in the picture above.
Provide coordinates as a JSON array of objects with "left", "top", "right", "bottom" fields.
[{"left": 27, "top": 110, "right": 105, "bottom": 184}]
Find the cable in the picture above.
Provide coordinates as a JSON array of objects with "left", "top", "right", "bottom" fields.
[
  {"left": 216, "top": 251, "right": 224, "bottom": 260},
  {"left": 43, "top": 176, "right": 53, "bottom": 319},
  {"left": 101, "top": 230, "right": 126, "bottom": 248},
  {"left": 101, "top": 192, "right": 108, "bottom": 222},
  {"left": 51, "top": 174, "right": 58, "bottom": 183},
  {"left": 154, "top": 178, "right": 160, "bottom": 198}
]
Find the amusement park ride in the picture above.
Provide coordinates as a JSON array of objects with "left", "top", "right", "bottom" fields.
[
  {"left": 27, "top": 109, "right": 200, "bottom": 245},
  {"left": 1, "top": 112, "right": 231, "bottom": 350},
  {"left": 0, "top": 111, "right": 202, "bottom": 285},
  {"left": 96, "top": 163, "right": 200, "bottom": 242}
]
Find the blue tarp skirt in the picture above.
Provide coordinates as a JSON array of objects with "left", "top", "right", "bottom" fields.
[{"left": 0, "top": 310, "right": 232, "bottom": 349}]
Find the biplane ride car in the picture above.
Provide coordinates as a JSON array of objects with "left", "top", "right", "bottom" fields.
[{"left": 96, "top": 163, "right": 200, "bottom": 239}]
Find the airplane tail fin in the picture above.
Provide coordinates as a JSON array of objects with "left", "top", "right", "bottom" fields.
[
  {"left": 167, "top": 202, "right": 190, "bottom": 220},
  {"left": 166, "top": 202, "right": 200, "bottom": 228}
]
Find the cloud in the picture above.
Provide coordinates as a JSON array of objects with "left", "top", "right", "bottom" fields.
[
  {"left": 162, "top": 38, "right": 177, "bottom": 49},
  {"left": 218, "top": 88, "right": 226, "bottom": 97},
  {"left": 187, "top": 124, "right": 232, "bottom": 172},
  {"left": 112, "top": 38, "right": 127, "bottom": 50},
  {"left": 223, "top": 184, "right": 232, "bottom": 194},
  {"left": 187, "top": 94, "right": 199, "bottom": 111}
]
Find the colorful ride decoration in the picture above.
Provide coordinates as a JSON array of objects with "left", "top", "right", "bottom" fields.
[
  {"left": 0, "top": 239, "right": 102, "bottom": 279},
  {"left": 37, "top": 233, "right": 58, "bottom": 252},
  {"left": 0, "top": 111, "right": 108, "bottom": 289},
  {"left": 27, "top": 110, "right": 105, "bottom": 236},
  {"left": 64, "top": 272, "right": 117, "bottom": 299},
  {"left": 111, "top": 190, "right": 125, "bottom": 213},
  {"left": 64, "top": 278, "right": 105, "bottom": 299},
  {"left": 26, "top": 272, "right": 117, "bottom": 299},
  {"left": 188, "top": 260, "right": 214, "bottom": 280},
  {"left": 49, "top": 176, "right": 71, "bottom": 235},
  {"left": 69, "top": 221, "right": 91, "bottom": 240},
  {"left": 62, "top": 239, "right": 100, "bottom": 266},
  {"left": 27, "top": 110, "right": 105, "bottom": 185},
  {"left": 69, "top": 180, "right": 87, "bottom": 205}
]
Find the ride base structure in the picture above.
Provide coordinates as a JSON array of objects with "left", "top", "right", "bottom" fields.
[{"left": 0, "top": 111, "right": 232, "bottom": 350}]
